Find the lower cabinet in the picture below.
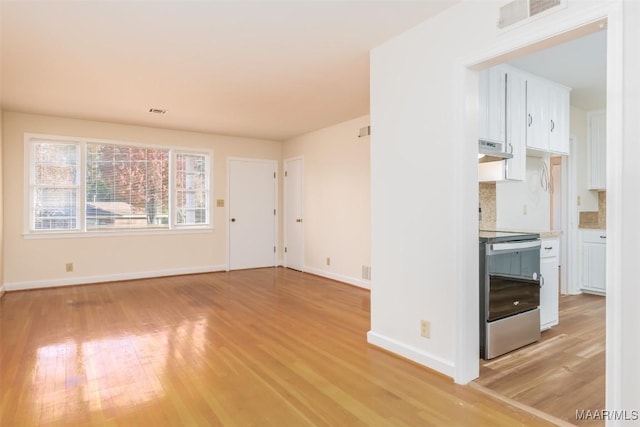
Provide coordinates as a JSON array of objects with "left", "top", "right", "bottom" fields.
[
  {"left": 580, "top": 229, "right": 606, "bottom": 295},
  {"left": 540, "top": 238, "right": 559, "bottom": 331}
]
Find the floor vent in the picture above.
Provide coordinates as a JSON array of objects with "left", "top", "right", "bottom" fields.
[
  {"left": 498, "top": 0, "right": 563, "bottom": 30},
  {"left": 362, "top": 265, "right": 371, "bottom": 281}
]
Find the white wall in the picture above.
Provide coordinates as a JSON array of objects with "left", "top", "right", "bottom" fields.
[
  {"left": 0, "top": 110, "right": 4, "bottom": 297},
  {"left": 369, "top": 1, "right": 500, "bottom": 376},
  {"left": 617, "top": 0, "right": 640, "bottom": 414},
  {"left": 282, "top": 116, "right": 371, "bottom": 288},
  {"left": 496, "top": 156, "right": 551, "bottom": 231},
  {"left": 370, "top": 0, "right": 639, "bottom": 410},
  {"left": 3, "top": 112, "right": 282, "bottom": 289}
]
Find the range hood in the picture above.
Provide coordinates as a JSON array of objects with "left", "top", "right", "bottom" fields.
[{"left": 478, "top": 139, "right": 513, "bottom": 163}]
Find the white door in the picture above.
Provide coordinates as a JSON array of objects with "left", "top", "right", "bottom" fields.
[
  {"left": 228, "top": 158, "right": 277, "bottom": 270},
  {"left": 284, "top": 157, "right": 304, "bottom": 271}
]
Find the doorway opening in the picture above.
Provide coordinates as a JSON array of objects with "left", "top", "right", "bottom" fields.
[{"left": 472, "top": 23, "right": 607, "bottom": 424}]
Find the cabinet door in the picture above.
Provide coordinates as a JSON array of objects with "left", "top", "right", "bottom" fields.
[
  {"left": 581, "top": 238, "right": 606, "bottom": 293},
  {"left": 548, "top": 85, "right": 570, "bottom": 154},
  {"left": 525, "top": 77, "right": 548, "bottom": 151},
  {"left": 540, "top": 238, "right": 559, "bottom": 330},
  {"left": 505, "top": 70, "right": 526, "bottom": 181},
  {"left": 540, "top": 256, "right": 559, "bottom": 330},
  {"left": 588, "top": 110, "right": 607, "bottom": 190},
  {"left": 587, "top": 243, "right": 606, "bottom": 291},
  {"left": 479, "top": 67, "right": 506, "bottom": 144}
]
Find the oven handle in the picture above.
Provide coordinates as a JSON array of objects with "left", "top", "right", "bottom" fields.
[
  {"left": 488, "top": 274, "right": 540, "bottom": 285},
  {"left": 491, "top": 240, "right": 541, "bottom": 251}
]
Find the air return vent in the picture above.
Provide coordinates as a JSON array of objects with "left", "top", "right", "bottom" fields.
[
  {"left": 358, "top": 125, "right": 371, "bottom": 138},
  {"left": 498, "top": 0, "right": 563, "bottom": 29}
]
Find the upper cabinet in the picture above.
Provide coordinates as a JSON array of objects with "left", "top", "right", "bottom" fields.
[
  {"left": 478, "top": 65, "right": 570, "bottom": 183},
  {"left": 588, "top": 109, "right": 607, "bottom": 190},
  {"left": 526, "top": 76, "right": 571, "bottom": 155},
  {"left": 479, "top": 67, "right": 506, "bottom": 145},
  {"left": 478, "top": 65, "right": 526, "bottom": 182}
]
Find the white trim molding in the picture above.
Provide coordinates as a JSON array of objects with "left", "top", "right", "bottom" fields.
[
  {"left": 303, "top": 266, "right": 370, "bottom": 290},
  {"left": 4, "top": 265, "right": 227, "bottom": 291},
  {"left": 367, "top": 331, "right": 455, "bottom": 379}
]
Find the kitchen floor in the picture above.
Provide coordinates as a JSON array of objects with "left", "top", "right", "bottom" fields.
[{"left": 474, "top": 293, "right": 605, "bottom": 426}]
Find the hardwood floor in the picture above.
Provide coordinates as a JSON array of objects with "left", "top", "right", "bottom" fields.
[
  {"left": 475, "top": 293, "right": 606, "bottom": 426},
  {"left": 0, "top": 268, "right": 555, "bottom": 426}
]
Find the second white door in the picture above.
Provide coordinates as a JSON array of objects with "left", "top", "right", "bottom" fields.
[
  {"left": 284, "top": 157, "right": 304, "bottom": 271},
  {"left": 228, "top": 158, "right": 277, "bottom": 270}
]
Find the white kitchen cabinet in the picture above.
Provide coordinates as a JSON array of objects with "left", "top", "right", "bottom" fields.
[
  {"left": 587, "top": 110, "right": 606, "bottom": 190},
  {"left": 580, "top": 229, "right": 606, "bottom": 295},
  {"left": 525, "top": 76, "right": 571, "bottom": 155},
  {"left": 540, "top": 237, "right": 559, "bottom": 330},
  {"left": 548, "top": 84, "right": 570, "bottom": 154},
  {"left": 504, "top": 67, "right": 527, "bottom": 181},
  {"left": 525, "top": 77, "right": 548, "bottom": 152},
  {"left": 478, "top": 65, "right": 526, "bottom": 182},
  {"left": 479, "top": 66, "right": 506, "bottom": 144}
]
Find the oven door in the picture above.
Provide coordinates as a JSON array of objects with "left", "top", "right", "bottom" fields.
[{"left": 488, "top": 275, "right": 540, "bottom": 321}]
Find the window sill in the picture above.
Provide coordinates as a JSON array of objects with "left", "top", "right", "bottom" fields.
[{"left": 22, "top": 226, "right": 214, "bottom": 240}]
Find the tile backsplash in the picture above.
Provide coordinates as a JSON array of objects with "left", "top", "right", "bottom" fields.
[
  {"left": 579, "top": 191, "right": 606, "bottom": 229},
  {"left": 479, "top": 182, "right": 496, "bottom": 230}
]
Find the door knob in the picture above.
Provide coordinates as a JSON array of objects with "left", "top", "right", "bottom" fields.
[
  {"left": 296, "top": 218, "right": 302, "bottom": 223},
  {"left": 231, "top": 218, "right": 236, "bottom": 222}
]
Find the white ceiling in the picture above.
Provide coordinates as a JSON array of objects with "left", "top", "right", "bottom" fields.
[
  {"left": 1, "top": 0, "right": 458, "bottom": 141},
  {"left": 508, "top": 29, "right": 607, "bottom": 111}
]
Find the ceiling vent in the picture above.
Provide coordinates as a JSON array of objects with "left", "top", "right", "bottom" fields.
[{"left": 498, "top": 0, "right": 563, "bottom": 30}]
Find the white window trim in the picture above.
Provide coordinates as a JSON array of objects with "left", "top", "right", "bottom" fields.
[{"left": 24, "top": 133, "right": 214, "bottom": 238}]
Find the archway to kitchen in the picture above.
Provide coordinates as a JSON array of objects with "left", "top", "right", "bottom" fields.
[{"left": 454, "top": 5, "right": 621, "bottom": 425}]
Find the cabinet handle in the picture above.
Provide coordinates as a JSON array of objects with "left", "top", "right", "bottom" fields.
[
  {"left": 540, "top": 275, "right": 545, "bottom": 288},
  {"left": 550, "top": 120, "right": 555, "bottom": 132},
  {"left": 600, "top": 235, "right": 606, "bottom": 239},
  {"left": 508, "top": 143, "right": 514, "bottom": 154},
  {"left": 528, "top": 114, "right": 533, "bottom": 126},
  {"left": 544, "top": 247, "right": 553, "bottom": 250}
]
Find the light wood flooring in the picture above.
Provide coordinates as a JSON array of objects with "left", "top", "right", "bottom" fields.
[
  {"left": 475, "top": 293, "right": 606, "bottom": 426},
  {"left": 0, "top": 267, "right": 556, "bottom": 426}
]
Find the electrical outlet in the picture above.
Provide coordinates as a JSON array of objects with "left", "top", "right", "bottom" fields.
[
  {"left": 326, "top": 257, "right": 331, "bottom": 266},
  {"left": 65, "top": 263, "right": 74, "bottom": 273},
  {"left": 420, "top": 320, "right": 430, "bottom": 338}
]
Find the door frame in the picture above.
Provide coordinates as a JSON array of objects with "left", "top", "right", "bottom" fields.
[
  {"left": 563, "top": 136, "right": 580, "bottom": 295},
  {"left": 283, "top": 156, "right": 305, "bottom": 271},
  {"left": 226, "top": 157, "right": 279, "bottom": 271},
  {"left": 454, "top": 3, "right": 622, "bottom": 400}
]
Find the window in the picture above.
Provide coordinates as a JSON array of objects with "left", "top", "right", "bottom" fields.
[
  {"left": 27, "top": 135, "right": 212, "bottom": 235},
  {"left": 175, "top": 152, "right": 209, "bottom": 225},
  {"left": 30, "top": 140, "right": 81, "bottom": 231},
  {"left": 86, "top": 144, "right": 170, "bottom": 230}
]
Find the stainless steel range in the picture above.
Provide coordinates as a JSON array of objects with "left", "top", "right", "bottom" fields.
[{"left": 480, "top": 230, "right": 542, "bottom": 359}]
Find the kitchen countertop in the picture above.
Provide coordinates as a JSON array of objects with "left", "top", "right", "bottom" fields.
[{"left": 480, "top": 229, "right": 563, "bottom": 239}]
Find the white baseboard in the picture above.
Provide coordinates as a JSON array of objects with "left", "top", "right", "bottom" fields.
[
  {"left": 367, "top": 330, "right": 455, "bottom": 378},
  {"left": 303, "top": 266, "right": 370, "bottom": 289},
  {"left": 4, "top": 265, "right": 227, "bottom": 291}
]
